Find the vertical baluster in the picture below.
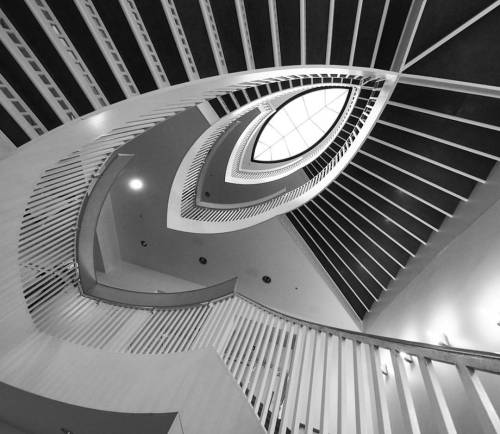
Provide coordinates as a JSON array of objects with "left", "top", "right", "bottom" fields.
[
  {"left": 242, "top": 313, "right": 272, "bottom": 395},
  {"left": 201, "top": 298, "right": 236, "bottom": 348},
  {"left": 147, "top": 309, "right": 176, "bottom": 354},
  {"left": 337, "top": 336, "right": 344, "bottom": 434},
  {"left": 390, "top": 350, "right": 421, "bottom": 434},
  {"left": 367, "top": 344, "right": 392, "bottom": 434},
  {"left": 279, "top": 325, "right": 306, "bottom": 434},
  {"left": 233, "top": 309, "right": 262, "bottom": 380},
  {"left": 182, "top": 304, "right": 211, "bottom": 351},
  {"left": 248, "top": 316, "right": 277, "bottom": 405},
  {"left": 456, "top": 363, "right": 500, "bottom": 434},
  {"left": 235, "top": 310, "right": 265, "bottom": 383},
  {"left": 255, "top": 318, "right": 282, "bottom": 419},
  {"left": 217, "top": 300, "right": 246, "bottom": 356},
  {"left": 269, "top": 322, "right": 297, "bottom": 434},
  {"left": 192, "top": 299, "right": 224, "bottom": 349},
  {"left": 291, "top": 327, "right": 310, "bottom": 433},
  {"left": 170, "top": 306, "right": 200, "bottom": 352},
  {"left": 353, "top": 340, "right": 361, "bottom": 434},
  {"left": 229, "top": 305, "right": 257, "bottom": 373},
  {"left": 417, "top": 356, "right": 457, "bottom": 434},
  {"left": 225, "top": 303, "right": 252, "bottom": 368},
  {"left": 261, "top": 320, "right": 289, "bottom": 428},
  {"left": 160, "top": 308, "right": 190, "bottom": 353},
  {"left": 213, "top": 298, "right": 241, "bottom": 353},
  {"left": 305, "top": 329, "right": 319, "bottom": 434},
  {"left": 320, "top": 333, "right": 331, "bottom": 434}
]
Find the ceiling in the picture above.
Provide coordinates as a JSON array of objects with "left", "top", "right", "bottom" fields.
[{"left": 1, "top": 0, "right": 500, "bottom": 320}]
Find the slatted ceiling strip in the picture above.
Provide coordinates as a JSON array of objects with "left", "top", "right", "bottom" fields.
[
  {"left": 360, "top": 147, "right": 469, "bottom": 202},
  {"left": 198, "top": 0, "right": 227, "bottom": 75},
  {"left": 0, "top": 9, "right": 77, "bottom": 122},
  {"left": 388, "top": 101, "right": 500, "bottom": 133},
  {"left": 73, "top": 0, "right": 138, "bottom": 97},
  {"left": 351, "top": 160, "right": 452, "bottom": 218},
  {"left": 26, "top": 0, "right": 108, "bottom": 110},
  {"left": 379, "top": 114, "right": 500, "bottom": 162},
  {"left": 261, "top": 320, "right": 287, "bottom": 426},
  {"left": 324, "top": 186, "right": 415, "bottom": 259},
  {"left": 369, "top": 132, "right": 489, "bottom": 183},
  {"left": 357, "top": 150, "right": 460, "bottom": 213},
  {"left": 316, "top": 193, "right": 406, "bottom": 270},
  {"left": 335, "top": 177, "right": 428, "bottom": 246},
  {"left": 290, "top": 211, "right": 370, "bottom": 315},
  {"left": 0, "top": 72, "right": 47, "bottom": 138},
  {"left": 309, "top": 199, "right": 397, "bottom": 280},
  {"left": 118, "top": 0, "right": 170, "bottom": 88},
  {"left": 343, "top": 170, "right": 440, "bottom": 232},
  {"left": 160, "top": 0, "right": 199, "bottom": 81},
  {"left": 303, "top": 203, "right": 389, "bottom": 293}
]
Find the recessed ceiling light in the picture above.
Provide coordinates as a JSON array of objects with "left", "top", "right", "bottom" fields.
[{"left": 128, "top": 178, "right": 144, "bottom": 191}]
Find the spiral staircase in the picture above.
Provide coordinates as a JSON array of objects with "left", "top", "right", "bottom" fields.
[{"left": 1, "top": 1, "right": 500, "bottom": 433}]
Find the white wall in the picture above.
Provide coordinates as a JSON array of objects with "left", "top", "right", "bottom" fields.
[{"left": 364, "top": 182, "right": 500, "bottom": 354}]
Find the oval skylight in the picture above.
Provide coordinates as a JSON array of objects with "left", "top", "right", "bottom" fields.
[{"left": 252, "top": 87, "right": 350, "bottom": 163}]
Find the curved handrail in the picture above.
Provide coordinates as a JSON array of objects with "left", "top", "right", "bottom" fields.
[
  {"left": 86, "top": 277, "right": 238, "bottom": 309},
  {"left": 236, "top": 293, "right": 500, "bottom": 372}
]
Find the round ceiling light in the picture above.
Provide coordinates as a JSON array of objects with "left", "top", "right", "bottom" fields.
[{"left": 128, "top": 178, "right": 144, "bottom": 191}]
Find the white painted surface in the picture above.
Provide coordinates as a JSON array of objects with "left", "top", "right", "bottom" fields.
[
  {"left": 97, "top": 260, "right": 202, "bottom": 293},
  {"left": 365, "top": 180, "right": 500, "bottom": 354}
]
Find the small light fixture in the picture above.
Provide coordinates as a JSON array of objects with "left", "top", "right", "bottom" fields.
[
  {"left": 199, "top": 256, "right": 207, "bottom": 265},
  {"left": 140, "top": 240, "right": 148, "bottom": 247},
  {"left": 262, "top": 275, "right": 271, "bottom": 284},
  {"left": 400, "top": 351, "right": 414, "bottom": 363},
  {"left": 381, "top": 364, "right": 389, "bottom": 376},
  {"left": 128, "top": 178, "right": 144, "bottom": 191}
]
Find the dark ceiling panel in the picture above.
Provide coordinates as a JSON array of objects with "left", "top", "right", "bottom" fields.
[
  {"left": 372, "top": 121, "right": 495, "bottom": 180},
  {"left": 329, "top": 0, "right": 358, "bottom": 65},
  {"left": 380, "top": 103, "right": 500, "bottom": 159},
  {"left": 0, "top": 103, "right": 30, "bottom": 146},
  {"left": 209, "top": 0, "right": 246, "bottom": 72},
  {"left": 353, "top": 0, "right": 386, "bottom": 67},
  {"left": 391, "top": 83, "right": 500, "bottom": 127},
  {"left": 408, "top": 0, "right": 495, "bottom": 61},
  {"left": 174, "top": 0, "right": 218, "bottom": 78},
  {"left": 244, "top": 0, "right": 274, "bottom": 68},
  {"left": 47, "top": 0, "right": 125, "bottom": 103},
  {"left": 354, "top": 151, "right": 460, "bottom": 214},
  {"left": 374, "top": 0, "right": 412, "bottom": 70},
  {"left": 405, "top": 7, "right": 500, "bottom": 87},
  {"left": 305, "top": 0, "right": 329, "bottom": 64},
  {"left": 276, "top": 0, "right": 300, "bottom": 66},
  {"left": 0, "top": 42, "right": 60, "bottom": 130},
  {"left": 1, "top": 0, "right": 92, "bottom": 115},
  {"left": 363, "top": 139, "right": 477, "bottom": 199},
  {"left": 134, "top": 0, "right": 188, "bottom": 85},
  {"left": 92, "top": 0, "right": 156, "bottom": 93}
]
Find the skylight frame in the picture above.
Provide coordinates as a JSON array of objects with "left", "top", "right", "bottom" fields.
[{"left": 251, "top": 86, "right": 352, "bottom": 164}]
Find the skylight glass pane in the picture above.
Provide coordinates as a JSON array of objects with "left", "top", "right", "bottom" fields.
[{"left": 253, "top": 87, "right": 349, "bottom": 162}]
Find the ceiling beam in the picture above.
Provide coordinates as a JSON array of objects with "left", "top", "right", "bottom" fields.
[
  {"left": 26, "top": 0, "right": 108, "bottom": 110},
  {"left": 399, "top": 74, "right": 500, "bottom": 99},
  {"left": 198, "top": 0, "right": 228, "bottom": 75},
  {"left": 325, "top": 0, "right": 335, "bottom": 64},
  {"left": 73, "top": 0, "right": 139, "bottom": 97},
  {"left": 0, "top": 72, "right": 46, "bottom": 139},
  {"left": 0, "top": 9, "right": 77, "bottom": 123},
  {"left": 390, "top": 0, "right": 427, "bottom": 71},
  {"left": 403, "top": 0, "right": 500, "bottom": 71},
  {"left": 300, "top": 0, "right": 306, "bottom": 65},
  {"left": 0, "top": 129, "right": 17, "bottom": 158},
  {"left": 349, "top": 0, "right": 363, "bottom": 66},
  {"left": 160, "top": 0, "right": 200, "bottom": 81},
  {"left": 268, "top": 0, "right": 281, "bottom": 66},
  {"left": 370, "top": 0, "right": 390, "bottom": 68},
  {"left": 118, "top": 0, "right": 170, "bottom": 88},
  {"left": 235, "top": 0, "right": 255, "bottom": 70}
]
